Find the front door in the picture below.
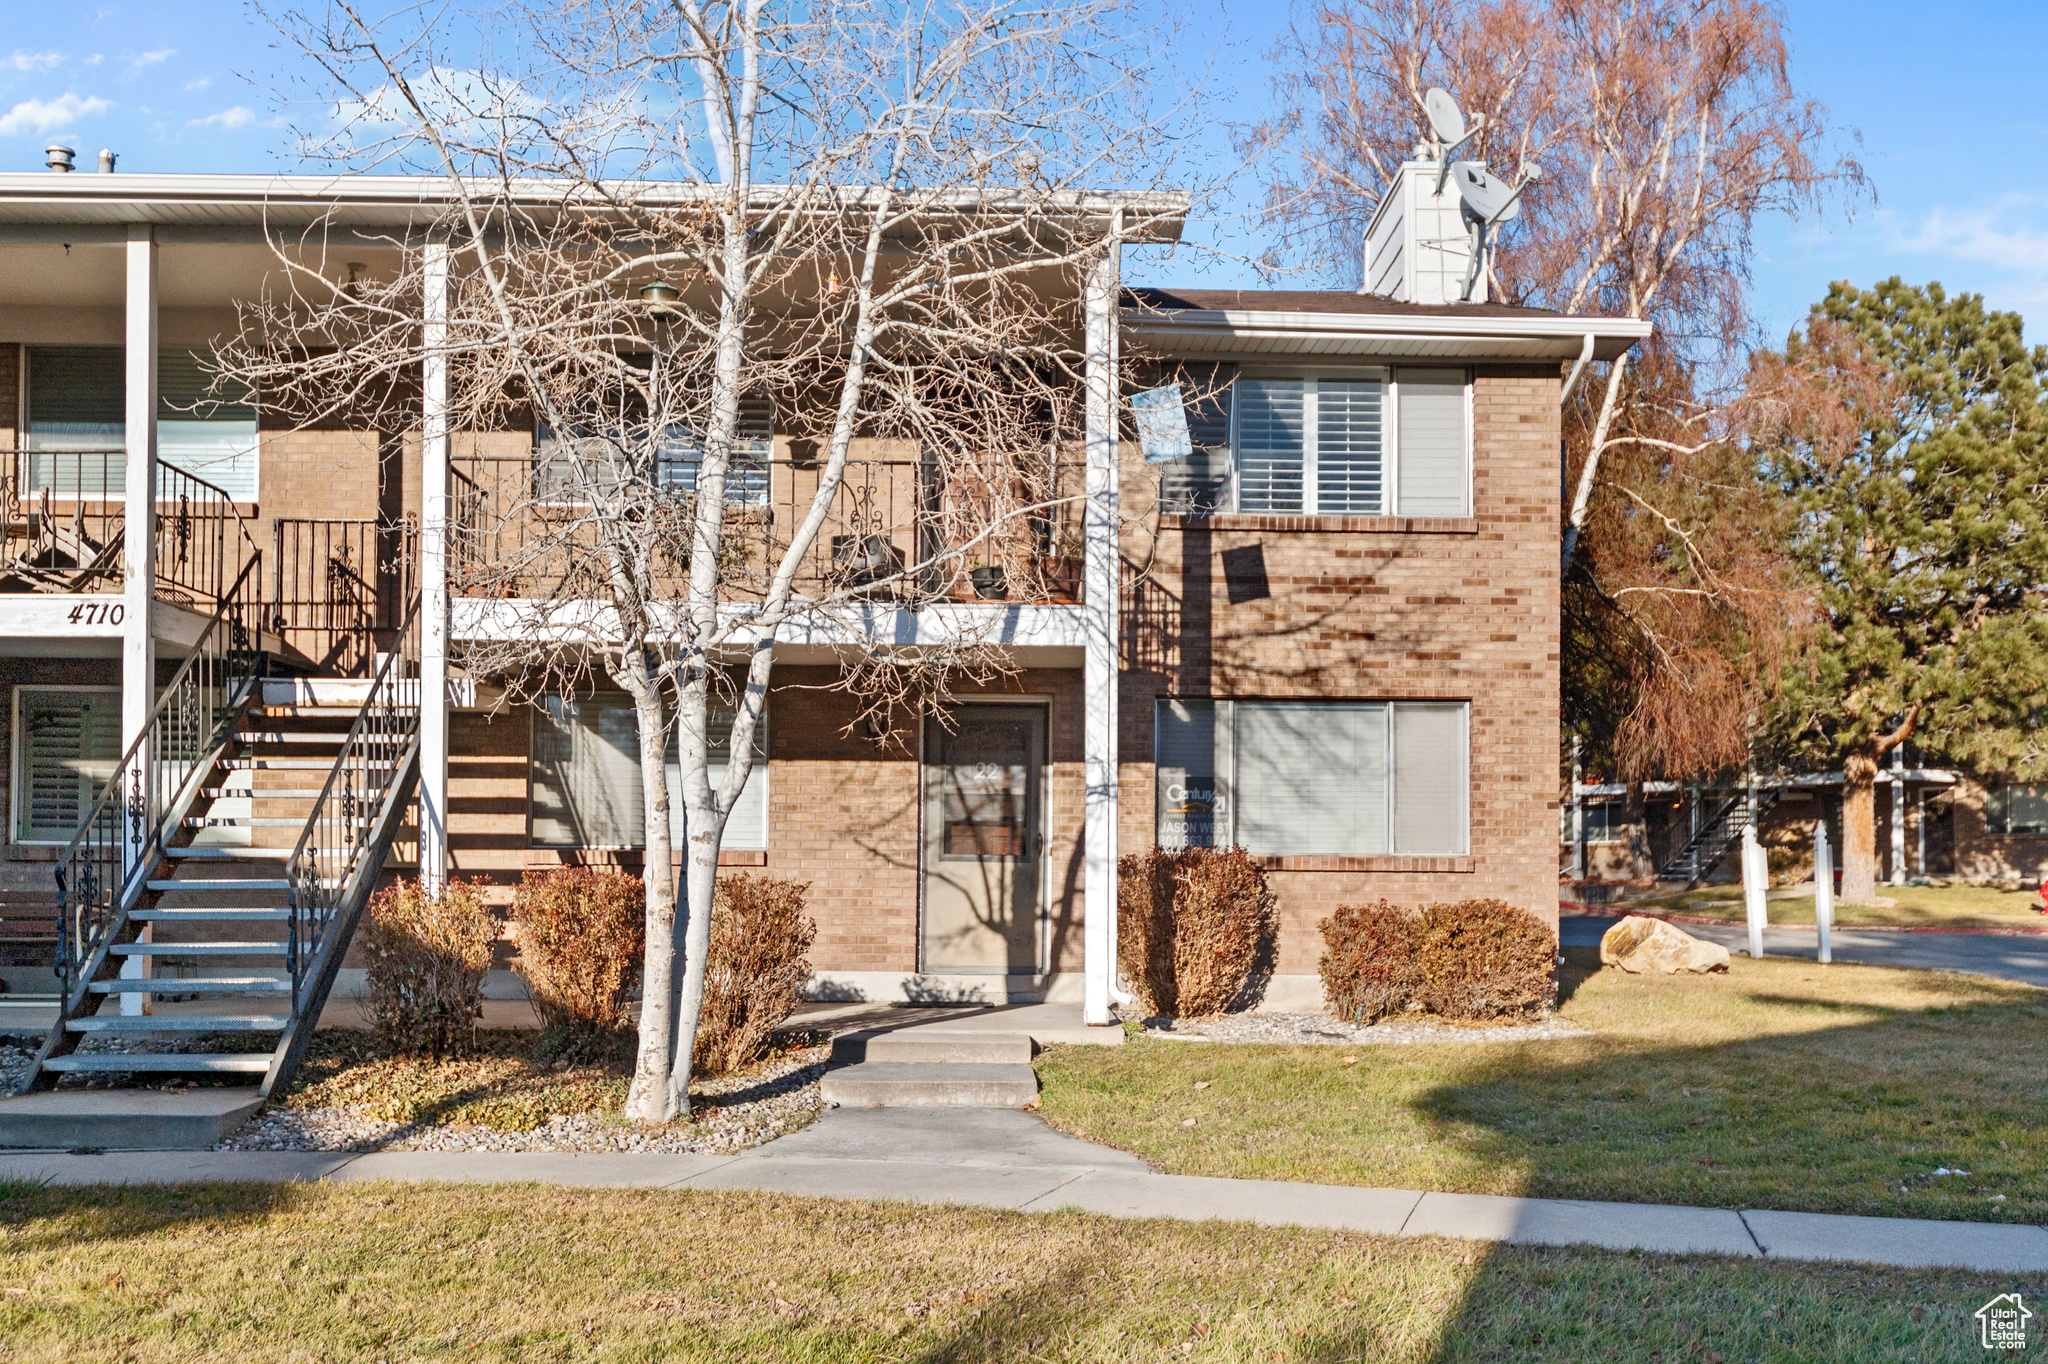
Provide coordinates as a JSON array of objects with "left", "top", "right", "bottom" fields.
[{"left": 921, "top": 704, "right": 1045, "bottom": 974}]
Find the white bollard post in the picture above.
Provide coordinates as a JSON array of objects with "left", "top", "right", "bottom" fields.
[
  {"left": 1741, "top": 824, "right": 1768, "bottom": 959},
  {"left": 1813, "top": 821, "right": 1834, "bottom": 965}
]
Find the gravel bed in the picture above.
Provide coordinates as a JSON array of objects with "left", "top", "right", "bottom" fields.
[
  {"left": 1134, "top": 1010, "right": 1589, "bottom": 1046},
  {"left": 0, "top": 1039, "right": 34, "bottom": 1093},
  {"left": 215, "top": 1043, "right": 830, "bottom": 1154}
]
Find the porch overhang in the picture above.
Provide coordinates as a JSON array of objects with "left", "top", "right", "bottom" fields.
[{"left": 1122, "top": 305, "right": 1650, "bottom": 363}]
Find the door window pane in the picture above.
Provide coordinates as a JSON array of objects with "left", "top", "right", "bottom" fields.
[{"left": 936, "top": 714, "right": 1031, "bottom": 858}]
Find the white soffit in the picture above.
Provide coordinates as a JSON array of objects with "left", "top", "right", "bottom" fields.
[{"left": 1123, "top": 307, "right": 1650, "bottom": 362}]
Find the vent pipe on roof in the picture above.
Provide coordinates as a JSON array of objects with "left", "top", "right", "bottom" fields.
[
  {"left": 98, "top": 149, "right": 117, "bottom": 173},
  {"left": 45, "top": 145, "right": 74, "bottom": 173}
]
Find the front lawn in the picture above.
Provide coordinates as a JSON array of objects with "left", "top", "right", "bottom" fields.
[
  {"left": 1038, "top": 953, "right": 2048, "bottom": 1224},
  {"left": 0, "top": 1180, "right": 2014, "bottom": 1361},
  {"left": 1620, "top": 881, "right": 2047, "bottom": 929}
]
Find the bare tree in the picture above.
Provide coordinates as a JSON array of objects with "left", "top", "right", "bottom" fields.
[
  {"left": 1253, "top": 0, "right": 1856, "bottom": 783},
  {"left": 238, "top": 0, "right": 1191, "bottom": 1120}
]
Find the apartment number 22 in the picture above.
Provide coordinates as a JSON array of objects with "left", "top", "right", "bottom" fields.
[{"left": 65, "top": 602, "right": 125, "bottom": 626}]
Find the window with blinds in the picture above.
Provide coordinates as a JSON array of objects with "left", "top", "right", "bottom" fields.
[
  {"left": 536, "top": 393, "right": 773, "bottom": 506},
  {"left": 530, "top": 693, "right": 768, "bottom": 849},
  {"left": 1196, "top": 368, "right": 1468, "bottom": 517},
  {"left": 1157, "top": 364, "right": 1235, "bottom": 514},
  {"left": 1988, "top": 783, "right": 2048, "bottom": 835},
  {"left": 14, "top": 688, "right": 121, "bottom": 844},
  {"left": 26, "top": 347, "right": 259, "bottom": 497},
  {"left": 1154, "top": 698, "right": 1468, "bottom": 856}
]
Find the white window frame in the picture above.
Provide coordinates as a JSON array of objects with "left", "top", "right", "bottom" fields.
[
  {"left": 12, "top": 684, "right": 121, "bottom": 846},
  {"left": 1154, "top": 697, "right": 1471, "bottom": 857},
  {"left": 1226, "top": 366, "right": 1472, "bottom": 517},
  {"left": 23, "top": 346, "right": 262, "bottom": 501}
]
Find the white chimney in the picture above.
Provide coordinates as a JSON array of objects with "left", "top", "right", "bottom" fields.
[{"left": 1361, "top": 159, "right": 1486, "bottom": 304}]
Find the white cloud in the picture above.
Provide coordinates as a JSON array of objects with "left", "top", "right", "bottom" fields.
[
  {"left": 189, "top": 105, "right": 254, "bottom": 130},
  {"left": 6, "top": 51, "right": 62, "bottom": 73},
  {"left": 0, "top": 92, "right": 114, "bottom": 138},
  {"left": 128, "top": 49, "right": 174, "bottom": 70},
  {"left": 82, "top": 54, "right": 103, "bottom": 67},
  {"left": 183, "top": 76, "right": 211, "bottom": 92}
]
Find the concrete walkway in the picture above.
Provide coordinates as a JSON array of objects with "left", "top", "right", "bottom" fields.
[
  {"left": 4, "top": 1107, "right": 2043, "bottom": 1274},
  {"left": 1561, "top": 914, "right": 2048, "bottom": 988}
]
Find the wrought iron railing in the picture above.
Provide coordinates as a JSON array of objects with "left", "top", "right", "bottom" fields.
[
  {"left": 447, "top": 453, "right": 1086, "bottom": 604},
  {"left": 270, "top": 516, "right": 418, "bottom": 675},
  {"left": 0, "top": 449, "right": 259, "bottom": 605},
  {"left": 50, "top": 555, "right": 266, "bottom": 993},
  {"left": 283, "top": 590, "right": 422, "bottom": 1007}
]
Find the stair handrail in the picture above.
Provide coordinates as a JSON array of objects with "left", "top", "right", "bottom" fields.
[
  {"left": 282, "top": 589, "right": 424, "bottom": 1007},
  {"left": 51, "top": 553, "right": 268, "bottom": 995}
]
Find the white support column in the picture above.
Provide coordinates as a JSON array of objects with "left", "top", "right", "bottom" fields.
[
  {"left": 1889, "top": 746, "right": 1907, "bottom": 886},
  {"left": 418, "top": 242, "right": 451, "bottom": 891},
  {"left": 1081, "top": 232, "right": 1120, "bottom": 1027},
  {"left": 120, "top": 226, "right": 158, "bottom": 1016}
]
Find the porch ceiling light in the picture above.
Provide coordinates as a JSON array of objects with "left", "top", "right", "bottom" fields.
[{"left": 638, "top": 280, "right": 681, "bottom": 316}]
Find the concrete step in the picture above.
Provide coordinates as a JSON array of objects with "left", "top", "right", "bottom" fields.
[
  {"left": 0, "top": 1088, "right": 264, "bottom": 1148},
  {"left": 68, "top": 1015, "right": 290, "bottom": 1033},
  {"left": 262, "top": 678, "right": 376, "bottom": 707},
  {"left": 109, "top": 942, "right": 284, "bottom": 957},
  {"left": 129, "top": 908, "right": 291, "bottom": 922},
  {"left": 146, "top": 879, "right": 292, "bottom": 893},
  {"left": 831, "top": 1031, "right": 1034, "bottom": 1066},
  {"left": 819, "top": 1062, "right": 1039, "bottom": 1109},
  {"left": 162, "top": 848, "right": 293, "bottom": 862},
  {"left": 41, "top": 1053, "right": 273, "bottom": 1074},
  {"left": 89, "top": 977, "right": 290, "bottom": 995}
]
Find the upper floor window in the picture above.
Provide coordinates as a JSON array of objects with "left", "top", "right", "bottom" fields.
[
  {"left": 1986, "top": 783, "right": 2048, "bottom": 835},
  {"left": 1161, "top": 365, "right": 1470, "bottom": 518},
  {"left": 25, "top": 346, "right": 258, "bottom": 499},
  {"left": 534, "top": 391, "right": 774, "bottom": 506}
]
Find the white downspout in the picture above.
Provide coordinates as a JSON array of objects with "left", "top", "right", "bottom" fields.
[{"left": 1560, "top": 331, "right": 1597, "bottom": 406}]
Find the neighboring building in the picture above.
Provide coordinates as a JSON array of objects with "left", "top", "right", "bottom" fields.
[{"left": 0, "top": 165, "right": 1646, "bottom": 1051}]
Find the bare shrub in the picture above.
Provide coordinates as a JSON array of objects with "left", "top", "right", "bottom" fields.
[
  {"left": 1318, "top": 900, "right": 1420, "bottom": 1024},
  {"left": 511, "top": 867, "right": 645, "bottom": 1059},
  {"left": 1412, "top": 899, "right": 1558, "bottom": 1020},
  {"left": 363, "top": 877, "right": 495, "bottom": 1056},
  {"left": 1172, "top": 848, "right": 1277, "bottom": 1016},
  {"left": 693, "top": 874, "right": 817, "bottom": 1078},
  {"left": 1117, "top": 848, "right": 1179, "bottom": 1016}
]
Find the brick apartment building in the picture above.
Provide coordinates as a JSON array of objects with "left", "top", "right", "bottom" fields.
[{"left": 0, "top": 163, "right": 1645, "bottom": 1067}]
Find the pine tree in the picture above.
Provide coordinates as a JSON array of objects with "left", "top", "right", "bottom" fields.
[{"left": 1758, "top": 279, "right": 2048, "bottom": 904}]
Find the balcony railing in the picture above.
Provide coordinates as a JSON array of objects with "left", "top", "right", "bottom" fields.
[
  {"left": 448, "top": 452, "right": 1086, "bottom": 606},
  {"left": 0, "top": 449, "right": 260, "bottom": 607},
  {"left": 270, "top": 517, "right": 419, "bottom": 676}
]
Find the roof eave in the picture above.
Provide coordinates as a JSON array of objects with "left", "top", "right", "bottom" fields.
[{"left": 1122, "top": 307, "right": 1651, "bottom": 362}]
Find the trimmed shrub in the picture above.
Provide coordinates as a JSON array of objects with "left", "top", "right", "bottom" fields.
[
  {"left": 1412, "top": 898, "right": 1557, "bottom": 1020},
  {"left": 693, "top": 873, "right": 817, "bottom": 1077},
  {"left": 363, "top": 877, "right": 495, "bottom": 1056},
  {"left": 511, "top": 867, "right": 645, "bottom": 1059},
  {"left": 1172, "top": 847, "right": 1278, "bottom": 1017},
  {"left": 1117, "top": 847, "right": 1179, "bottom": 1017},
  {"left": 1317, "top": 900, "right": 1420, "bottom": 1023},
  {"left": 1116, "top": 846, "right": 1278, "bottom": 1018}
]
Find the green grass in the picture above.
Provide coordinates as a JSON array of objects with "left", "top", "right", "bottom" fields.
[
  {"left": 1038, "top": 953, "right": 2048, "bottom": 1223},
  {"left": 1624, "top": 881, "right": 2048, "bottom": 928},
  {"left": 0, "top": 1180, "right": 2023, "bottom": 1361}
]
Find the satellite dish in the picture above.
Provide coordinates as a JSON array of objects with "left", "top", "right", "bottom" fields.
[
  {"left": 1424, "top": 87, "right": 1465, "bottom": 147},
  {"left": 1450, "top": 161, "right": 1516, "bottom": 222}
]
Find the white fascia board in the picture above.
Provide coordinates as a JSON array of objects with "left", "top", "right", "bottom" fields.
[
  {"left": 0, "top": 174, "right": 1189, "bottom": 239},
  {"left": 450, "top": 597, "right": 1090, "bottom": 655},
  {"left": 1124, "top": 307, "right": 1651, "bottom": 362}
]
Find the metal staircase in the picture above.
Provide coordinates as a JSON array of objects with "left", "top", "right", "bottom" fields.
[
  {"left": 21, "top": 589, "right": 422, "bottom": 1099},
  {"left": 1657, "top": 787, "right": 1784, "bottom": 887}
]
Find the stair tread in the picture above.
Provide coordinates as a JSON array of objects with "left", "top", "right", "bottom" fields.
[
  {"left": 109, "top": 942, "right": 285, "bottom": 955},
  {"left": 164, "top": 847, "right": 293, "bottom": 860},
  {"left": 130, "top": 908, "right": 291, "bottom": 921},
  {"left": 90, "top": 977, "right": 290, "bottom": 993},
  {"left": 146, "top": 879, "right": 293, "bottom": 891},
  {"left": 69, "top": 1015, "right": 290, "bottom": 1032},
  {"left": 43, "top": 1054, "right": 273, "bottom": 1073},
  {"left": 204, "top": 788, "right": 328, "bottom": 798}
]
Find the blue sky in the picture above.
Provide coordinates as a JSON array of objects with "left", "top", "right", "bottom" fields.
[{"left": 4, "top": 1, "right": 2044, "bottom": 345}]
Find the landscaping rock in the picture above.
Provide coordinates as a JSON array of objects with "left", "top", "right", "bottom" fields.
[{"left": 1599, "top": 917, "right": 1730, "bottom": 975}]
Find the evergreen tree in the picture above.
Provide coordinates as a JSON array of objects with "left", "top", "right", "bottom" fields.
[{"left": 1758, "top": 279, "right": 2048, "bottom": 904}]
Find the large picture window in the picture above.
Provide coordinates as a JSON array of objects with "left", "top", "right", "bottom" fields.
[
  {"left": 13, "top": 686, "right": 121, "bottom": 844},
  {"left": 1155, "top": 698, "right": 1468, "bottom": 857},
  {"left": 26, "top": 346, "right": 259, "bottom": 498},
  {"left": 1987, "top": 783, "right": 2048, "bottom": 836},
  {"left": 530, "top": 693, "right": 767, "bottom": 849},
  {"left": 1159, "top": 365, "right": 1470, "bottom": 517}
]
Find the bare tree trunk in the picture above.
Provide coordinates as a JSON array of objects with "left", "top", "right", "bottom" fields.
[
  {"left": 1839, "top": 746, "right": 1881, "bottom": 906},
  {"left": 621, "top": 663, "right": 682, "bottom": 1121},
  {"left": 1561, "top": 356, "right": 1628, "bottom": 574}
]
